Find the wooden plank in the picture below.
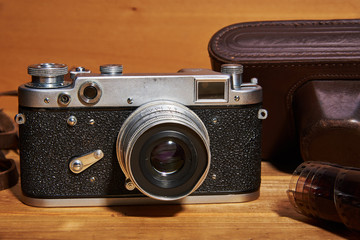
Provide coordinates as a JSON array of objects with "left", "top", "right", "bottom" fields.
[
  {"left": 0, "top": 149, "right": 357, "bottom": 239},
  {"left": 0, "top": 0, "right": 360, "bottom": 91}
]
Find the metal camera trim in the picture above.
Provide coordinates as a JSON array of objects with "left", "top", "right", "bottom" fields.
[
  {"left": 57, "top": 92, "right": 72, "bottom": 106},
  {"left": 20, "top": 191, "right": 260, "bottom": 207},
  {"left": 116, "top": 100, "right": 211, "bottom": 201},
  {"left": 78, "top": 81, "right": 102, "bottom": 105},
  {"left": 18, "top": 66, "right": 262, "bottom": 108}
]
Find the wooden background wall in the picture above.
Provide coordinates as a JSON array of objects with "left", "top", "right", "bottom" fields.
[{"left": 1, "top": 0, "right": 360, "bottom": 97}]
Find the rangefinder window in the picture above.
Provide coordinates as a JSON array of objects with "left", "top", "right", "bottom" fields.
[{"left": 197, "top": 81, "right": 226, "bottom": 101}]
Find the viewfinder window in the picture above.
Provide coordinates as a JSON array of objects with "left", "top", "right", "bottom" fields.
[{"left": 197, "top": 82, "right": 225, "bottom": 100}]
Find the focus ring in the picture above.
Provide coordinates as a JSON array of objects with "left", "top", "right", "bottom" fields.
[{"left": 116, "top": 101, "right": 211, "bottom": 201}]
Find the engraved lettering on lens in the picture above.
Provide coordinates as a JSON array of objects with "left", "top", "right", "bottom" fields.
[{"left": 150, "top": 140, "right": 185, "bottom": 175}]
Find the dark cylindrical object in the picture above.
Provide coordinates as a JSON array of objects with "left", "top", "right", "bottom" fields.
[{"left": 288, "top": 162, "right": 360, "bottom": 231}]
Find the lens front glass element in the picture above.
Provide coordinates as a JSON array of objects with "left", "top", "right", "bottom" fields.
[
  {"left": 150, "top": 140, "right": 185, "bottom": 175},
  {"left": 116, "top": 101, "right": 211, "bottom": 201}
]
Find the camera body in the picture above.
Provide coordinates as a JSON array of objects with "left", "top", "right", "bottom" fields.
[{"left": 16, "top": 63, "right": 266, "bottom": 207}]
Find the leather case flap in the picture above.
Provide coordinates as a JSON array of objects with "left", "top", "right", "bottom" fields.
[
  {"left": 209, "top": 19, "right": 360, "bottom": 64},
  {"left": 208, "top": 19, "right": 360, "bottom": 168}
]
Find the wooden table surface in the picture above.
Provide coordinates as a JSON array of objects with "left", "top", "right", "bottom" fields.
[
  {"left": 1, "top": 0, "right": 360, "bottom": 239},
  {"left": 0, "top": 148, "right": 358, "bottom": 240}
]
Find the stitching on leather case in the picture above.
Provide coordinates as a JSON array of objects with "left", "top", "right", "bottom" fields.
[
  {"left": 211, "top": 20, "right": 360, "bottom": 58},
  {"left": 244, "top": 63, "right": 360, "bottom": 69}
]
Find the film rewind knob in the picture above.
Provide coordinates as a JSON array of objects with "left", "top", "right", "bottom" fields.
[{"left": 221, "top": 64, "right": 243, "bottom": 90}]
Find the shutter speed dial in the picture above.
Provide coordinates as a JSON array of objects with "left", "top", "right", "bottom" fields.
[{"left": 27, "top": 63, "right": 70, "bottom": 88}]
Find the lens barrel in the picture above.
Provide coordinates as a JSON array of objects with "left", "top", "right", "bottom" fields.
[{"left": 117, "top": 101, "right": 211, "bottom": 201}]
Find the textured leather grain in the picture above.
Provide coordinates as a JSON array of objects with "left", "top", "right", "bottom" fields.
[
  {"left": 209, "top": 19, "right": 360, "bottom": 168},
  {"left": 209, "top": 19, "right": 360, "bottom": 63},
  {"left": 19, "top": 106, "right": 262, "bottom": 198}
]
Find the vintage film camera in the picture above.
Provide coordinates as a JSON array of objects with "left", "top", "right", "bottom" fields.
[{"left": 16, "top": 63, "right": 267, "bottom": 207}]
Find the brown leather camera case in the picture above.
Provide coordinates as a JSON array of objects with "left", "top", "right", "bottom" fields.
[{"left": 208, "top": 19, "right": 360, "bottom": 168}]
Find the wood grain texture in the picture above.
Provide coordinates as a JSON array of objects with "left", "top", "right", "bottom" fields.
[
  {"left": 1, "top": 0, "right": 360, "bottom": 92},
  {"left": 1, "top": 0, "right": 360, "bottom": 239},
  {"left": 0, "top": 150, "right": 357, "bottom": 240}
]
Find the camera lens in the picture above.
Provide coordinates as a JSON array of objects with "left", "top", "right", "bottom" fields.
[
  {"left": 150, "top": 140, "right": 185, "bottom": 175},
  {"left": 117, "top": 101, "right": 210, "bottom": 201}
]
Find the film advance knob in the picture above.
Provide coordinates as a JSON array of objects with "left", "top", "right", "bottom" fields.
[
  {"left": 99, "top": 64, "right": 123, "bottom": 75},
  {"left": 27, "top": 63, "right": 69, "bottom": 88}
]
